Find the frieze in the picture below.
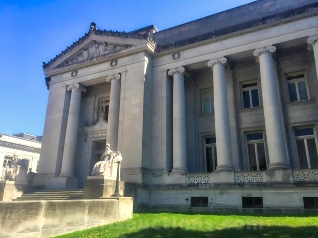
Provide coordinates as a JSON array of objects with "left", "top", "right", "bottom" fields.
[
  {"left": 0, "top": 141, "right": 40, "bottom": 154},
  {"left": 61, "top": 41, "right": 130, "bottom": 67}
]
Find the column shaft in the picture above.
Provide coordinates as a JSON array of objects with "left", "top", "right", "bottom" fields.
[
  {"left": 168, "top": 67, "right": 188, "bottom": 173},
  {"left": 0, "top": 153, "right": 4, "bottom": 179},
  {"left": 208, "top": 58, "right": 234, "bottom": 171},
  {"left": 254, "top": 46, "right": 289, "bottom": 169},
  {"left": 60, "top": 84, "right": 86, "bottom": 177},
  {"left": 106, "top": 74, "right": 121, "bottom": 151},
  {"left": 308, "top": 36, "right": 318, "bottom": 79}
]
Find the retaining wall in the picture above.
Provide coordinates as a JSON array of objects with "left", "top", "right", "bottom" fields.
[{"left": 0, "top": 197, "right": 133, "bottom": 237}]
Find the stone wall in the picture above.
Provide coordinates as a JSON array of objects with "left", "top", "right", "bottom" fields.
[{"left": 0, "top": 197, "right": 133, "bottom": 238}]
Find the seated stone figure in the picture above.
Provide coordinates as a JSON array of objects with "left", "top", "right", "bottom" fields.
[{"left": 92, "top": 143, "right": 114, "bottom": 177}]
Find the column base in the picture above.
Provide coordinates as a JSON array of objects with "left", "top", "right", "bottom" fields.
[
  {"left": 215, "top": 165, "right": 234, "bottom": 172},
  {"left": 268, "top": 163, "right": 290, "bottom": 170},
  {"left": 33, "top": 175, "right": 78, "bottom": 190},
  {"left": 171, "top": 168, "right": 188, "bottom": 174}
]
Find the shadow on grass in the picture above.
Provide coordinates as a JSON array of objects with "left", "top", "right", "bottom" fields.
[
  {"left": 135, "top": 211, "right": 318, "bottom": 218},
  {"left": 119, "top": 226, "right": 318, "bottom": 238}
]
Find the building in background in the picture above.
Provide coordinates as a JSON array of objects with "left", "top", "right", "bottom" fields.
[{"left": 35, "top": 0, "right": 318, "bottom": 210}]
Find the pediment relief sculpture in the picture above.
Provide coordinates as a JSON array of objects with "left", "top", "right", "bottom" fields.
[{"left": 60, "top": 41, "right": 131, "bottom": 67}]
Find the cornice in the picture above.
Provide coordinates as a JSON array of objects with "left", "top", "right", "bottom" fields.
[
  {"left": 0, "top": 141, "right": 41, "bottom": 154},
  {"left": 43, "top": 22, "right": 156, "bottom": 70},
  {"left": 153, "top": 10, "right": 318, "bottom": 58}
]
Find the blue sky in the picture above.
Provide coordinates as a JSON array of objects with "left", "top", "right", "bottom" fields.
[{"left": 0, "top": 0, "right": 254, "bottom": 136}]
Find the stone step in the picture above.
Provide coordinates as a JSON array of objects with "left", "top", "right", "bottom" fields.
[{"left": 15, "top": 189, "right": 84, "bottom": 201}]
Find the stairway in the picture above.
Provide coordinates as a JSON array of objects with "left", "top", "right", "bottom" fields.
[{"left": 13, "top": 189, "right": 83, "bottom": 201}]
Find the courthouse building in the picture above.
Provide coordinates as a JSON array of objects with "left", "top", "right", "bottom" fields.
[{"left": 35, "top": 0, "right": 318, "bottom": 210}]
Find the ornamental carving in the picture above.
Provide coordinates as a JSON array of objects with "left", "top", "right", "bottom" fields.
[
  {"left": 172, "top": 51, "right": 181, "bottom": 60},
  {"left": 67, "top": 83, "right": 86, "bottom": 92},
  {"left": 187, "top": 174, "right": 212, "bottom": 184},
  {"left": 84, "top": 117, "right": 108, "bottom": 133},
  {"left": 62, "top": 41, "right": 131, "bottom": 67},
  {"left": 307, "top": 35, "right": 318, "bottom": 45},
  {"left": 253, "top": 46, "right": 276, "bottom": 57},
  {"left": 236, "top": 172, "right": 264, "bottom": 183},
  {"left": 106, "top": 74, "right": 121, "bottom": 82},
  {"left": 168, "top": 67, "right": 185, "bottom": 76},
  {"left": 0, "top": 141, "right": 40, "bottom": 154},
  {"left": 207, "top": 57, "right": 227, "bottom": 68},
  {"left": 295, "top": 170, "right": 318, "bottom": 181}
]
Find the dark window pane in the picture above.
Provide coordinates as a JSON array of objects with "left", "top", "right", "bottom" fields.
[
  {"left": 242, "top": 83, "right": 257, "bottom": 88},
  {"left": 251, "top": 89, "right": 260, "bottom": 107},
  {"left": 104, "top": 105, "right": 109, "bottom": 120},
  {"left": 288, "top": 83, "right": 298, "bottom": 102},
  {"left": 243, "top": 91, "right": 251, "bottom": 108},
  {"left": 287, "top": 74, "right": 305, "bottom": 80},
  {"left": 206, "top": 137, "right": 216, "bottom": 144},
  {"left": 248, "top": 144, "right": 257, "bottom": 171},
  {"left": 214, "top": 147, "right": 217, "bottom": 171},
  {"left": 206, "top": 147, "right": 213, "bottom": 172},
  {"left": 257, "top": 143, "right": 267, "bottom": 170},
  {"left": 211, "top": 97, "right": 214, "bottom": 114},
  {"left": 294, "top": 128, "right": 314, "bottom": 137},
  {"left": 307, "top": 139, "right": 318, "bottom": 169},
  {"left": 298, "top": 81, "right": 308, "bottom": 100},
  {"left": 204, "top": 97, "right": 211, "bottom": 114},
  {"left": 296, "top": 140, "right": 308, "bottom": 169},
  {"left": 246, "top": 133, "right": 263, "bottom": 141}
]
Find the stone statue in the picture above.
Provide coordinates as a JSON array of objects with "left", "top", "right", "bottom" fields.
[{"left": 91, "top": 143, "right": 122, "bottom": 178}]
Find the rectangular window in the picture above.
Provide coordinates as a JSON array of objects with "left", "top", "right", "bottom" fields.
[
  {"left": 241, "top": 82, "right": 260, "bottom": 109},
  {"left": 201, "top": 88, "right": 214, "bottom": 115},
  {"left": 294, "top": 126, "right": 318, "bottom": 169},
  {"left": 242, "top": 197, "right": 263, "bottom": 208},
  {"left": 191, "top": 197, "right": 208, "bottom": 207},
  {"left": 286, "top": 72, "right": 309, "bottom": 102},
  {"left": 303, "top": 197, "right": 318, "bottom": 209},
  {"left": 99, "top": 98, "right": 109, "bottom": 121},
  {"left": 3, "top": 157, "right": 12, "bottom": 168},
  {"left": 204, "top": 136, "right": 217, "bottom": 172},
  {"left": 246, "top": 132, "right": 267, "bottom": 171}
]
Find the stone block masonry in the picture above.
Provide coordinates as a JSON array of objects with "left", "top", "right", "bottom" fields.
[{"left": 0, "top": 197, "right": 133, "bottom": 237}]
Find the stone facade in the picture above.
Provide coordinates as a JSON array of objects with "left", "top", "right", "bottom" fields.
[
  {"left": 35, "top": 0, "right": 318, "bottom": 210},
  {"left": 0, "top": 133, "right": 41, "bottom": 200}
]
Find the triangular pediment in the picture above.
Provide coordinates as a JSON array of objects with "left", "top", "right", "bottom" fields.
[
  {"left": 43, "top": 24, "right": 157, "bottom": 75},
  {"left": 58, "top": 40, "right": 132, "bottom": 68}
]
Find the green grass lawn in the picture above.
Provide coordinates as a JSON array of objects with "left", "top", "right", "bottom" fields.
[{"left": 55, "top": 213, "right": 318, "bottom": 238}]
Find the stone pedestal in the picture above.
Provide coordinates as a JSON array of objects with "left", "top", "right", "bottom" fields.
[{"left": 83, "top": 176, "right": 125, "bottom": 199}]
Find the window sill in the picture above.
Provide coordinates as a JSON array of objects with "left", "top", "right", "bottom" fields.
[{"left": 285, "top": 99, "right": 316, "bottom": 105}]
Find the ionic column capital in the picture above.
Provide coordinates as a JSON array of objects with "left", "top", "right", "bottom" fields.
[
  {"left": 106, "top": 73, "right": 121, "bottom": 82},
  {"left": 207, "top": 57, "right": 227, "bottom": 68},
  {"left": 168, "top": 67, "right": 185, "bottom": 76},
  {"left": 307, "top": 35, "right": 318, "bottom": 46},
  {"left": 67, "top": 83, "right": 86, "bottom": 93},
  {"left": 253, "top": 46, "right": 276, "bottom": 57}
]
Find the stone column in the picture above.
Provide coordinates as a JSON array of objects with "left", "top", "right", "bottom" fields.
[
  {"left": 207, "top": 58, "right": 234, "bottom": 171},
  {"left": 106, "top": 74, "right": 121, "bottom": 151},
  {"left": 59, "top": 83, "right": 86, "bottom": 177},
  {"left": 308, "top": 35, "right": 318, "bottom": 78},
  {"left": 253, "top": 46, "right": 289, "bottom": 169},
  {"left": 168, "top": 67, "right": 188, "bottom": 173}
]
